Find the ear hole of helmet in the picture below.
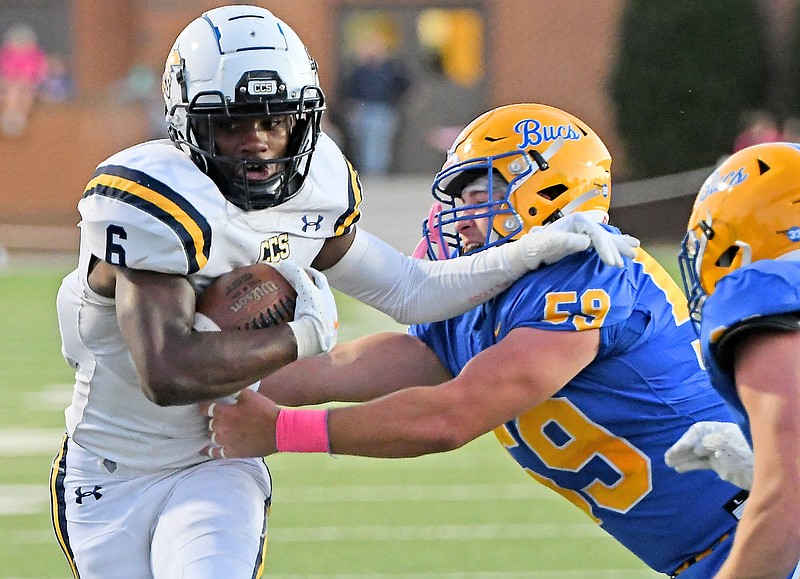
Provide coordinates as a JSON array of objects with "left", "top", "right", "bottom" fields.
[
  {"left": 537, "top": 184, "right": 568, "bottom": 201},
  {"left": 716, "top": 245, "right": 740, "bottom": 268}
]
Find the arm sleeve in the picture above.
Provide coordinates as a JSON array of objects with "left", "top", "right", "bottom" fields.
[{"left": 323, "top": 228, "right": 527, "bottom": 324}]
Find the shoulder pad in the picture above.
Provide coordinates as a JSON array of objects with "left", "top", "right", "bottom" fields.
[
  {"left": 297, "top": 133, "right": 363, "bottom": 237},
  {"left": 80, "top": 146, "right": 220, "bottom": 274}
]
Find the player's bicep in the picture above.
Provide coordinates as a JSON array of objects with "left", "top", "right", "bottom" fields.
[
  {"left": 734, "top": 330, "right": 800, "bottom": 551},
  {"left": 735, "top": 331, "right": 800, "bottom": 477},
  {"left": 452, "top": 327, "right": 599, "bottom": 433},
  {"left": 312, "top": 229, "right": 356, "bottom": 271},
  {"left": 115, "top": 268, "right": 196, "bottom": 376}
]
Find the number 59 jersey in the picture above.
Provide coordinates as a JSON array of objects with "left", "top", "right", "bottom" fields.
[
  {"left": 57, "top": 134, "right": 362, "bottom": 471},
  {"left": 411, "top": 243, "right": 743, "bottom": 576}
]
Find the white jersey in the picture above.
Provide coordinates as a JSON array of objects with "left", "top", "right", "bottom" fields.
[{"left": 56, "top": 133, "right": 361, "bottom": 470}]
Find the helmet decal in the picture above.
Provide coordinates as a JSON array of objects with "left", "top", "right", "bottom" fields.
[
  {"left": 514, "top": 119, "right": 582, "bottom": 149},
  {"left": 695, "top": 167, "right": 748, "bottom": 206},
  {"left": 162, "top": 49, "right": 181, "bottom": 101}
]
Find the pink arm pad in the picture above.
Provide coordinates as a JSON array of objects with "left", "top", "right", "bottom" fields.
[{"left": 275, "top": 408, "right": 330, "bottom": 453}]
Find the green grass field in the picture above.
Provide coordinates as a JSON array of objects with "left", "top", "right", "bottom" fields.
[{"left": 0, "top": 251, "right": 680, "bottom": 578}]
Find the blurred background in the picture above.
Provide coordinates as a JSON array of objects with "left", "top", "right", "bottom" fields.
[
  {"left": 3, "top": 0, "right": 800, "bottom": 258},
  {"left": 2, "top": 1, "right": 797, "bottom": 577}
]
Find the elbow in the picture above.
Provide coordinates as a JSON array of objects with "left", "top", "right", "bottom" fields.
[
  {"left": 421, "top": 414, "right": 475, "bottom": 453},
  {"left": 425, "top": 433, "right": 467, "bottom": 454},
  {"left": 140, "top": 379, "right": 178, "bottom": 407},
  {"left": 417, "top": 388, "right": 487, "bottom": 453},
  {"left": 138, "top": 367, "right": 189, "bottom": 407},
  {"left": 384, "top": 307, "right": 415, "bottom": 326},
  {"left": 779, "top": 503, "right": 800, "bottom": 554}
]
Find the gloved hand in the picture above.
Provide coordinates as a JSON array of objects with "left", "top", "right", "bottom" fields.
[
  {"left": 664, "top": 421, "right": 753, "bottom": 490},
  {"left": 272, "top": 261, "right": 338, "bottom": 358},
  {"left": 504, "top": 212, "right": 640, "bottom": 271}
]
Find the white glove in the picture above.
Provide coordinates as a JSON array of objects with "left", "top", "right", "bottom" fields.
[
  {"left": 504, "top": 212, "right": 640, "bottom": 271},
  {"left": 272, "top": 261, "right": 338, "bottom": 358},
  {"left": 664, "top": 421, "right": 753, "bottom": 490}
]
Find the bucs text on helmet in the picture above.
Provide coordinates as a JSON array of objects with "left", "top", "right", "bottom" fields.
[
  {"left": 420, "top": 103, "right": 612, "bottom": 260},
  {"left": 679, "top": 142, "right": 800, "bottom": 333},
  {"left": 163, "top": 5, "right": 325, "bottom": 211}
]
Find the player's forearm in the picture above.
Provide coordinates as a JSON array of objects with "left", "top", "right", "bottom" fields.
[
  {"left": 326, "top": 385, "right": 476, "bottom": 458},
  {"left": 715, "top": 435, "right": 800, "bottom": 577},
  {"left": 713, "top": 496, "right": 800, "bottom": 578},
  {"left": 325, "top": 229, "right": 517, "bottom": 324},
  {"left": 140, "top": 325, "right": 298, "bottom": 405}
]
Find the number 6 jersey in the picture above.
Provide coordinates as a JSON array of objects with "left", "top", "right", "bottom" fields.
[{"left": 56, "top": 134, "right": 361, "bottom": 471}]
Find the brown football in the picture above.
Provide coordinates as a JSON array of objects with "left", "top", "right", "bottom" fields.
[{"left": 196, "top": 263, "right": 297, "bottom": 330}]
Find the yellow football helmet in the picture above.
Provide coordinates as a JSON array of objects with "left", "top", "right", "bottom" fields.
[
  {"left": 420, "top": 103, "right": 612, "bottom": 259},
  {"left": 679, "top": 142, "right": 800, "bottom": 331}
]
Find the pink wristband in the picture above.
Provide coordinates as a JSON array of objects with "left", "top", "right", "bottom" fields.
[{"left": 275, "top": 408, "right": 330, "bottom": 453}]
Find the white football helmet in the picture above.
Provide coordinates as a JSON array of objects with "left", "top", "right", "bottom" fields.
[{"left": 163, "top": 5, "right": 325, "bottom": 210}]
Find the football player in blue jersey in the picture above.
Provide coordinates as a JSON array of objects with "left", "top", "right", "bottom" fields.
[
  {"left": 664, "top": 142, "right": 800, "bottom": 578},
  {"left": 203, "top": 103, "right": 769, "bottom": 578},
  {"left": 50, "top": 6, "right": 638, "bottom": 579}
]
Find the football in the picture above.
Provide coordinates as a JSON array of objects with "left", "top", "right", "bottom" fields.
[{"left": 196, "top": 263, "right": 297, "bottom": 330}]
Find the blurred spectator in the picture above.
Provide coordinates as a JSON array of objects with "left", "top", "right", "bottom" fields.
[
  {"left": 109, "top": 62, "right": 167, "bottom": 140},
  {"left": 733, "top": 109, "right": 781, "bottom": 152},
  {"left": 0, "top": 23, "right": 48, "bottom": 137},
  {"left": 127, "top": 63, "right": 167, "bottom": 139},
  {"left": 782, "top": 116, "right": 800, "bottom": 142},
  {"left": 40, "top": 55, "right": 75, "bottom": 103},
  {"left": 341, "top": 30, "right": 411, "bottom": 175},
  {"left": 320, "top": 114, "right": 345, "bottom": 150}
]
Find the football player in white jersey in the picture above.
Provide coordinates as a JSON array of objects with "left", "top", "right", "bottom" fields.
[{"left": 49, "top": 6, "right": 638, "bottom": 579}]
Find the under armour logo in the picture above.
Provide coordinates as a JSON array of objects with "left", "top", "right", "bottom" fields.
[
  {"left": 75, "top": 485, "right": 103, "bottom": 504},
  {"left": 301, "top": 214, "right": 323, "bottom": 232}
]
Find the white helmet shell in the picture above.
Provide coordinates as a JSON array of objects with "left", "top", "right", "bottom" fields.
[
  {"left": 163, "top": 5, "right": 319, "bottom": 137},
  {"left": 162, "top": 5, "right": 325, "bottom": 210}
]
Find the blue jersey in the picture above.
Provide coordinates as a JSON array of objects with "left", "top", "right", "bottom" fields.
[
  {"left": 411, "top": 246, "right": 743, "bottom": 576},
  {"left": 701, "top": 260, "right": 800, "bottom": 443}
]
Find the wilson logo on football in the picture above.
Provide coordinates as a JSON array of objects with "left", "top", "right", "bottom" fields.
[{"left": 230, "top": 281, "right": 281, "bottom": 313}]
